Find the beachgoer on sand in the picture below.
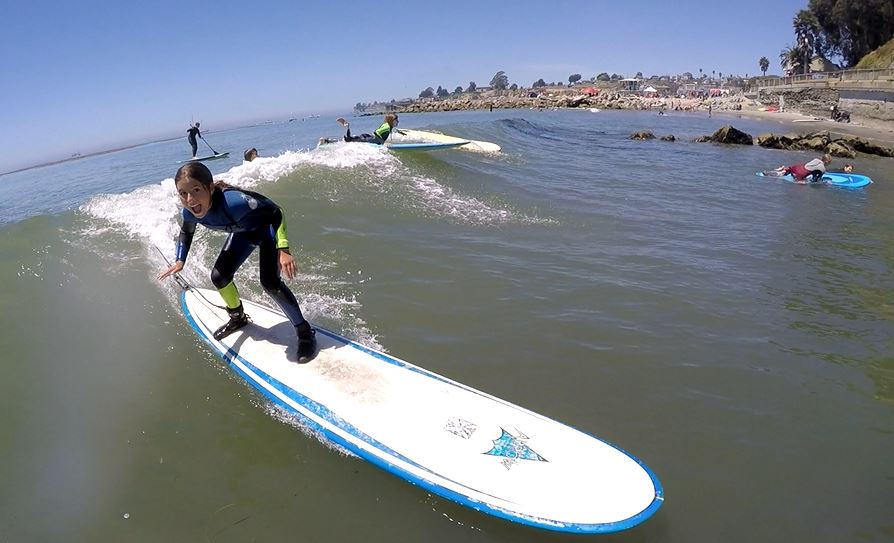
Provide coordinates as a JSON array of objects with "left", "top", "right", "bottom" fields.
[{"left": 158, "top": 162, "right": 318, "bottom": 362}]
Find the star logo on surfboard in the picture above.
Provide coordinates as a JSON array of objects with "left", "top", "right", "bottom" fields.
[
  {"left": 484, "top": 428, "right": 547, "bottom": 469},
  {"left": 445, "top": 417, "right": 477, "bottom": 439}
]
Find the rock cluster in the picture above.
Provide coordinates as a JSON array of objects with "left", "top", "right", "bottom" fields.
[
  {"left": 629, "top": 124, "right": 894, "bottom": 158},
  {"left": 392, "top": 92, "right": 729, "bottom": 114},
  {"left": 755, "top": 131, "right": 894, "bottom": 158}
]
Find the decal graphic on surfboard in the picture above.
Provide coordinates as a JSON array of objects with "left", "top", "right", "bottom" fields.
[{"left": 485, "top": 428, "right": 547, "bottom": 469}]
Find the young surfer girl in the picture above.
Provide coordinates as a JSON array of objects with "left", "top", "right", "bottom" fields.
[
  {"left": 319, "top": 114, "right": 401, "bottom": 146},
  {"left": 158, "top": 162, "right": 317, "bottom": 362},
  {"left": 340, "top": 113, "right": 399, "bottom": 144}
]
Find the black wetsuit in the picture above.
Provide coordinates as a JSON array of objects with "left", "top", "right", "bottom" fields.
[
  {"left": 187, "top": 126, "right": 201, "bottom": 156},
  {"left": 344, "top": 121, "right": 392, "bottom": 144},
  {"left": 175, "top": 188, "right": 307, "bottom": 327}
]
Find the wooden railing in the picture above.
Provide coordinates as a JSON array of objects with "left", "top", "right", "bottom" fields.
[{"left": 756, "top": 68, "right": 894, "bottom": 89}]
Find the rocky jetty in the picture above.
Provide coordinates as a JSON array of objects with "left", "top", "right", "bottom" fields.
[
  {"left": 391, "top": 91, "right": 735, "bottom": 115},
  {"left": 628, "top": 123, "right": 894, "bottom": 158},
  {"left": 755, "top": 131, "right": 894, "bottom": 158}
]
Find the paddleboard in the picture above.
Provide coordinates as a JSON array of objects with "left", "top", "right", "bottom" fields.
[
  {"left": 756, "top": 171, "right": 872, "bottom": 188},
  {"left": 180, "top": 286, "right": 663, "bottom": 533},
  {"left": 178, "top": 152, "right": 230, "bottom": 164},
  {"left": 395, "top": 129, "right": 502, "bottom": 153}
]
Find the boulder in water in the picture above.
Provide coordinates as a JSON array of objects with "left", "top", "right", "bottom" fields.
[{"left": 707, "top": 125, "right": 754, "bottom": 145}]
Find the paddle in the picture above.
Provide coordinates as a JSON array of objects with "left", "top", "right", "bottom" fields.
[{"left": 199, "top": 135, "right": 219, "bottom": 156}]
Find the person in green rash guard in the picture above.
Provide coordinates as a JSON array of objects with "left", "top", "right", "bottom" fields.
[
  {"left": 158, "top": 162, "right": 318, "bottom": 362},
  {"left": 340, "top": 113, "right": 399, "bottom": 144}
]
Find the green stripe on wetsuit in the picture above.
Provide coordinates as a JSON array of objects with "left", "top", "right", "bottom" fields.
[
  {"left": 374, "top": 122, "right": 392, "bottom": 142},
  {"left": 219, "top": 281, "right": 241, "bottom": 309}
]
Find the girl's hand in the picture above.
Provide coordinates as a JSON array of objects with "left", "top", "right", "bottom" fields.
[
  {"left": 279, "top": 249, "right": 297, "bottom": 280},
  {"left": 158, "top": 261, "right": 184, "bottom": 280}
]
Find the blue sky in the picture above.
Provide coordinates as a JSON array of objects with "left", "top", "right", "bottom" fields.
[{"left": 1, "top": 0, "right": 811, "bottom": 172}]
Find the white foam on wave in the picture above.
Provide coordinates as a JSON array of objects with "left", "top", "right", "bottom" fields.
[
  {"left": 315, "top": 142, "right": 550, "bottom": 225},
  {"left": 402, "top": 173, "right": 533, "bottom": 225},
  {"left": 78, "top": 148, "right": 386, "bottom": 348}
]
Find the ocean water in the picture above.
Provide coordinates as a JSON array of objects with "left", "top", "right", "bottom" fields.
[{"left": 1, "top": 109, "right": 892, "bottom": 542}]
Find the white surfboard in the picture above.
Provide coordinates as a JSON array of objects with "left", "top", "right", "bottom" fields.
[
  {"left": 180, "top": 287, "right": 663, "bottom": 533},
  {"left": 395, "top": 129, "right": 501, "bottom": 153}
]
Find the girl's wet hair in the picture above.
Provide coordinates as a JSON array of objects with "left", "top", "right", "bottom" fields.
[{"left": 175, "top": 161, "right": 233, "bottom": 189}]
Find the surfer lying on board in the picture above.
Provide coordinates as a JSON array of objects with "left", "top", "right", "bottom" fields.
[
  {"left": 762, "top": 154, "right": 832, "bottom": 184},
  {"left": 319, "top": 114, "right": 402, "bottom": 145},
  {"left": 158, "top": 162, "right": 318, "bottom": 362},
  {"left": 187, "top": 123, "right": 201, "bottom": 158}
]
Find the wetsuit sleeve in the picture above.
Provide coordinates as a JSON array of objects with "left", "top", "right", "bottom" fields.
[
  {"left": 271, "top": 207, "right": 290, "bottom": 250},
  {"left": 175, "top": 212, "right": 197, "bottom": 262}
]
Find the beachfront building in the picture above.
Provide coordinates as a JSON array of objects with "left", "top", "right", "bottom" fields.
[
  {"left": 619, "top": 78, "right": 641, "bottom": 93},
  {"left": 678, "top": 83, "right": 709, "bottom": 98},
  {"left": 782, "top": 55, "right": 842, "bottom": 76}
]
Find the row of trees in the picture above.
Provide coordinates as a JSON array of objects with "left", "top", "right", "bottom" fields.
[
  {"left": 415, "top": 67, "right": 766, "bottom": 99},
  {"left": 418, "top": 71, "right": 515, "bottom": 98},
  {"left": 778, "top": 0, "right": 894, "bottom": 74}
]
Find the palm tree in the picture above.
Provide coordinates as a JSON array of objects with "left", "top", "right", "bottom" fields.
[
  {"left": 792, "top": 10, "right": 818, "bottom": 74},
  {"left": 759, "top": 56, "right": 769, "bottom": 76},
  {"left": 780, "top": 44, "right": 805, "bottom": 75}
]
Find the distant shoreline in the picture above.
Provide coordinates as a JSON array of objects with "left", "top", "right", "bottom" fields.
[
  {"left": 382, "top": 92, "right": 894, "bottom": 149},
  {"left": 6, "top": 103, "right": 891, "bottom": 178},
  {"left": 0, "top": 121, "right": 273, "bottom": 178},
  {"left": 0, "top": 136, "right": 180, "bottom": 177}
]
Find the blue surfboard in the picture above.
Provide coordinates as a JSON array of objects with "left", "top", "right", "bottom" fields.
[{"left": 756, "top": 171, "right": 873, "bottom": 188}]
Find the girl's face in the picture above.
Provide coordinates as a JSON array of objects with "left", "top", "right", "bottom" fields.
[{"left": 176, "top": 177, "right": 213, "bottom": 218}]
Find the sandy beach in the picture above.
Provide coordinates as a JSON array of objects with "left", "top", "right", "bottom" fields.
[
  {"left": 614, "top": 93, "right": 894, "bottom": 148},
  {"left": 711, "top": 102, "right": 894, "bottom": 147}
]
